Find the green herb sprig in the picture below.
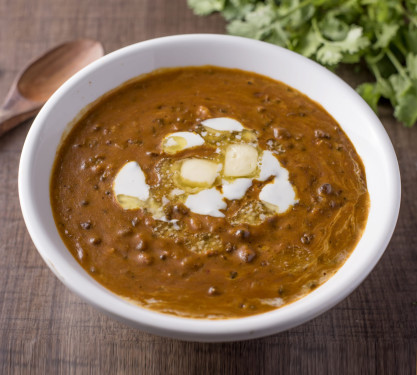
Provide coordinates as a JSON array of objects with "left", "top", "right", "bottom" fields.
[{"left": 188, "top": 0, "right": 417, "bottom": 127}]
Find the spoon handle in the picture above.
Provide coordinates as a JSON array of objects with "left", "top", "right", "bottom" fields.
[
  {"left": 0, "top": 107, "right": 40, "bottom": 137},
  {"left": 0, "top": 87, "right": 42, "bottom": 138}
]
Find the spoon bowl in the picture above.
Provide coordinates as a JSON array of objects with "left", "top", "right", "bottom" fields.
[{"left": 0, "top": 39, "right": 104, "bottom": 137}]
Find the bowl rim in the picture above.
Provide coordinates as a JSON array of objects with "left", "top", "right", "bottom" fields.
[{"left": 18, "top": 34, "right": 401, "bottom": 342}]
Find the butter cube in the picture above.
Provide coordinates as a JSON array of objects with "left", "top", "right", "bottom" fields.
[
  {"left": 180, "top": 159, "right": 220, "bottom": 187},
  {"left": 224, "top": 144, "right": 258, "bottom": 177}
]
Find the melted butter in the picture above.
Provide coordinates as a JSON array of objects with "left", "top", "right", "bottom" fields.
[
  {"left": 162, "top": 131, "right": 205, "bottom": 154},
  {"left": 113, "top": 122, "right": 298, "bottom": 219},
  {"left": 115, "top": 195, "right": 143, "bottom": 210}
]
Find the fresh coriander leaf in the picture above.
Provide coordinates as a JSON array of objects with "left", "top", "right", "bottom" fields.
[
  {"left": 227, "top": 3, "right": 278, "bottom": 39},
  {"left": 389, "top": 73, "right": 412, "bottom": 104},
  {"left": 310, "top": 0, "right": 334, "bottom": 6},
  {"left": 282, "top": 1, "right": 315, "bottom": 29},
  {"left": 406, "top": 53, "right": 417, "bottom": 79},
  {"left": 335, "top": 26, "right": 369, "bottom": 54},
  {"left": 376, "top": 76, "right": 395, "bottom": 101},
  {"left": 405, "top": 0, "right": 417, "bottom": 14},
  {"left": 404, "top": 26, "right": 417, "bottom": 54},
  {"left": 319, "top": 14, "right": 349, "bottom": 41},
  {"left": 189, "top": 0, "right": 417, "bottom": 126},
  {"left": 222, "top": 0, "right": 257, "bottom": 21},
  {"left": 327, "top": 0, "right": 363, "bottom": 23},
  {"left": 273, "top": 0, "right": 299, "bottom": 16},
  {"left": 296, "top": 31, "right": 322, "bottom": 58},
  {"left": 316, "top": 44, "right": 344, "bottom": 65},
  {"left": 356, "top": 82, "right": 381, "bottom": 112},
  {"left": 374, "top": 24, "right": 399, "bottom": 49},
  {"left": 187, "top": 0, "right": 225, "bottom": 15},
  {"left": 315, "top": 26, "right": 369, "bottom": 66},
  {"left": 367, "top": 0, "right": 403, "bottom": 24},
  {"left": 394, "top": 84, "right": 417, "bottom": 127},
  {"left": 262, "top": 22, "right": 289, "bottom": 46},
  {"left": 227, "top": 19, "right": 256, "bottom": 38}
]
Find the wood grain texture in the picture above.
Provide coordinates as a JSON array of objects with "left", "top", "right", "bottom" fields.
[{"left": 0, "top": 0, "right": 416, "bottom": 374}]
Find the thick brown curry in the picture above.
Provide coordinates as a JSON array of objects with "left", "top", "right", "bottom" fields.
[{"left": 50, "top": 66, "right": 369, "bottom": 318}]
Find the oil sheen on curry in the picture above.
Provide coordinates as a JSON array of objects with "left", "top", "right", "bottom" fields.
[{"left": 50, "top": 66, "right": 369, "bottom": 318}]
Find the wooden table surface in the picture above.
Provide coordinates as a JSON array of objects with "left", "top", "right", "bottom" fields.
[{"left": 1, "top": 0, "right": 416, "bottom": 373}]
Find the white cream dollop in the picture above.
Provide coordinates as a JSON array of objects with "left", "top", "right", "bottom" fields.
[
  {"left": 201, "top": 117, "right": 245, "bottom": 132},
  {"left": 184, "top": 188, "right": 226, "bottom": 217},
  {"left": 222, "top": 178, "right": 252, "bottom": 200},
  {"left": 113, "top": 161, "right": 150, "bottom": 203},
  {"left": 258, "top": 150, "right": 283, "bottom": 181},
  {"left": 258, "top": 151, "right": 297, "bottom": 213}
]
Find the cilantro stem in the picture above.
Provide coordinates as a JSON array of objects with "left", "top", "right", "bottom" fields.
[
  {"left": 366, "top": 50, "right": 385, "bottom": 65},
  {"left": 394, "top": 40, "right": 407, "bottom": 57},
  {"left": 401, "top": 2, "right": 417, "bottom": 27},
  {"left": 311, "top": 18, "right": 325, "bottom": 44},
  {"left": 385, "top": 49, "right": 408, "bottom": 80},
  {"left": 407, "top": 15, "right": 417, "bottom": 27},
  {"left": 368, "top": 62, "right": 383, "bottom": 82}
]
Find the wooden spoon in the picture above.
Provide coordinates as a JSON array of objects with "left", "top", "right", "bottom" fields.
[{"left": 0, "top": 39, "right": 104, "bottom": 137}]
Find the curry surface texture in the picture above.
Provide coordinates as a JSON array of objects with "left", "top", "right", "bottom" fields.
[{"left": 50, "top": 66, "right": 369, "bottom": 318}]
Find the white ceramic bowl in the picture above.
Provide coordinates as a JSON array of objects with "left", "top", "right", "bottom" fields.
[{"left": 19, "top": 34, "right": 401, "bottom": 342}]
